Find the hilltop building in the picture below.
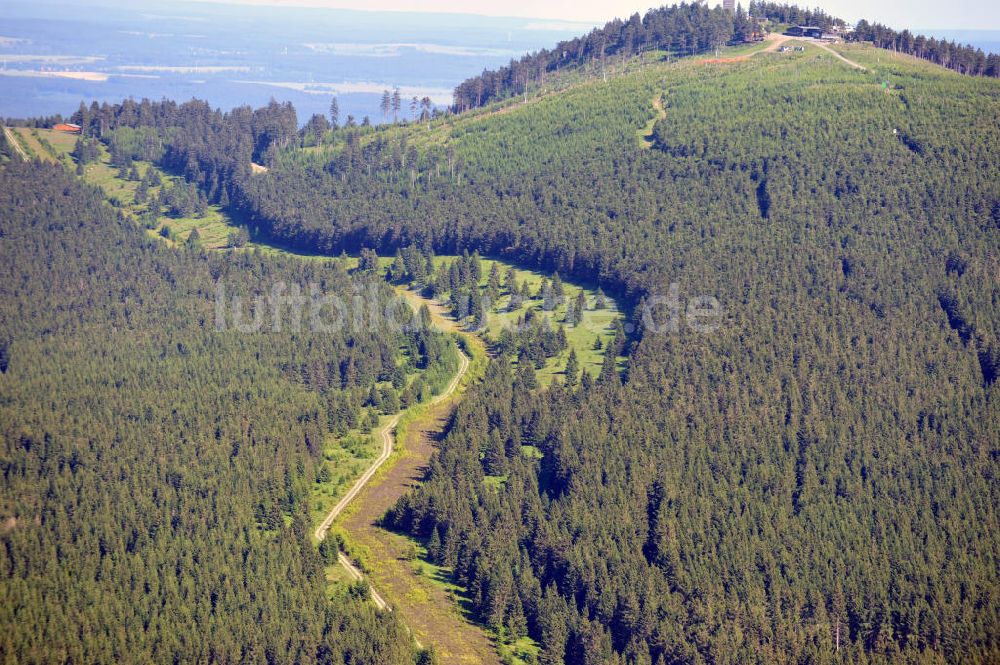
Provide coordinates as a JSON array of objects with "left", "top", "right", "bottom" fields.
[
  {"left": 786, "top": 26, "right": 824, "bottom": 38},
  {"left": 723, "top": 0, "right": 735, "bottom": 12}
]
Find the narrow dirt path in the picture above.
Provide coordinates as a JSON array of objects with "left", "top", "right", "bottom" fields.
[
  {"left": 699, "top": 34, "right": 864, "bottom": 71},
  {"left": 314, "top": 311, "right": 470, "bottom": 550},
  {"left": 760, "top": 33, "right": 791, "bottom": 54},
  {"left": 340, "top": 350, "right": 499, "bottom": 665},
  {"left": 334, "top": 289, "right": 498, "bottom": 664},
  {"left": 756, "top": 33, "right": 866, "bottom": 70},
  {"left": 314, "top": 289, "right": 470, "bottom": 544},
  {"left": 336, "top": 552, "right": 389, "bottom": 610},
  {"left": 811, "top": 40, "right": 867, "bottom": 70},
  {"left": 313, "top": 286, "right": 495, "bottom": 661},
  {"left": 315, "top": 411, "right": 404, "bottom": 544},
  {"left": 3, "top": 127, "right": 29, "bottom": 161}
]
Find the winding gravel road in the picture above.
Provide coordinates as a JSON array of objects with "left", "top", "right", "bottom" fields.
[{"left": 315, "top": 325, "right": 471, "bottom": 611}]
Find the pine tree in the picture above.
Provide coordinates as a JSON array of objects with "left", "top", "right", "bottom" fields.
[
  {"left": 556, "top": 325, "right": 568, "bottom": 351},
  {"left": 389, "top": 251, "right": 406, "bottom": 282},
  {"left": 366, "top": 384, "right": 382, "bottom": 409},
  {"left": 598, "top": 343, "right": 618, "bottom": 385},
  {"left": 538, "top": 585, "right": 570, "bottom": 665},
  {"left": 518, "top": 353, "right": 538, "bottom": 390},
  {"left": 391, "top": 88, "right": 402, "bottom": 123},
  {"left": 380, "top": 386, "right": 400, "bottom": 414},
  {"left": 504, "top": 266, "right": 517, "bottom": 293},
  {"left": 416, "top": 646, "right": 440, "bottom": 665},
  {"left": 574, "top": 290, "right": 587, "bottom": 325},
  {"left": 358, "top": 247, "right": 379, "bottom": 272},
  {"left": 542, "top": 281, "right": 556, "bottom": 312},
  {"left": 483, "top": 429, "right": 507, "bottom": 476},
  {"left": 427, "top": 525, "right": 442, "bottom": 561},
  {"left": 329, "top": 96, "right": 339, "bottom": 129},
  {"left": 552, "top": 272, "right": 565, "bottom": 302},
  {"left": 469, "top": 292, "right": 486, "bottom": 330},
  {"left": 419, "top": 304, "right": 433, "bottom": 331},
  {"left": 469, "top": 250, "right": 483, "bottom": 284},
  {"left": 565, "top": 349, "right": 579, "bottom": 387},
  {"left": 420, "top": 97, "right": 433, "bottom": 127},
  {"left": 227, "top": 226, "right": 249, "bottom": 248},
  {"left": 595, "top": 287, "right": 607, "bottom": 309},
  {"left": 487, "top": 264, "right": 502, "bottom": 309},
  {"left": 380, "top": 90, "right": 391, "bottom": 123},
  {"left": 424, "top": 249, "right": 435, "bottom": 278}
]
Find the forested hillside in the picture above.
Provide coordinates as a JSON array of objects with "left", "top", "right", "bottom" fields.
[
  {"left": 241, "top": 42, "right": 997, "bottom": 663},
  {"left": 450, "top": 1, "right": 996, "bottom": 110},
  {"left": 2, "top": 5, "right": 999, "bottom": 665},
  {"left": 0, "top": 163, "right": 430, "bottom": 663}
]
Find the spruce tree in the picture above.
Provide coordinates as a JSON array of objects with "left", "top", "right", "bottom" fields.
[
  {"left": 483, "top": 430, "right": 507, "bottom": 476},
  {"left": 565, "top": 349, "right": 579, "bottom": 387},
  {"left": 598, "top": 343, "right": 617, "bottom": 385},
  {"left": 329, "top": 96, "right": 339, "bottom": 128},
  {"left": 595, "top": 287, "right": 607, "bottom": 310},
  {"left": 574, "top": 290, "right": 587, "bottom": 325}
]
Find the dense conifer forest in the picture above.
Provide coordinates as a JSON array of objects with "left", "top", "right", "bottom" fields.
[
  {"left": 1, "top": 3, "right": 999, "bottom": 664},
  {"left": 243, "top": 35, "right": 997, "bottom": 664},
  {"left": 0, "top": 162, "right": 454, "bottom": 663}
]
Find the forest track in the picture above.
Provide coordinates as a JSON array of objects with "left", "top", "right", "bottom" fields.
[
  {"left": 340, "top": 348, "right": 499, "bottom": 664},
  {"left": 3, "top": 127, "right": 29, "bottom": 161},
  {"left": 314, "top": 347, "right": 470, "bottom": 544},
  {"left": 757, "top": 33, "right": 866, "bottom": 71},
  {"left": 315, "top": 297, "right": 471, "bottom": 611},
  {"left": 314, "top": 409, "right": 404, "bottom": 543},
  {"left": 702, "top": 33, "right": 788, "bottom": 64},
  {"left": 811, "top": 40, "right": 867, "bottom": 70},
  {"left": 337, "top": 552, "right": 389, "bottom": 610},
  {"left": 334, "top": 289, "right": 499, "bottom": 664},
  {"left": 699, "top": 34, "right": 864, "bottom": 71},
  {"left": 760, "top": 33, "right": 791, "bottom": 54}
]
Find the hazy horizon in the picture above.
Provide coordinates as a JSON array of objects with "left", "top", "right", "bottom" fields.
[
  {"left": 2, "top": 0, "right": 998, "bottom": 123},
  {"left": 186, "top": 0, "right": 1000, "bottom": 31}
]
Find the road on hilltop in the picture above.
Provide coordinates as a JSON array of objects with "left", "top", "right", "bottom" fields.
[{"left": 699, "top": 32, "right": 866, "bottom": 70}]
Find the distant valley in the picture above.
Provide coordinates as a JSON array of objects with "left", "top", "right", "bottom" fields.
[{"left": 0, "top": 0, "right": 590, "bottom": 121}]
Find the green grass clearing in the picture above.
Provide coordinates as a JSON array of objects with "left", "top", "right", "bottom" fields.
[
  {"left": 349, "top": 254, "right": 624, "bottom": 386},
  {"left": 11, "top": 128, "right": 58, "bottom": 163}
]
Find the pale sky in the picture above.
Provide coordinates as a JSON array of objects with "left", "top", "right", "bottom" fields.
[{"left": 200, "top": 0, "right": 999, "bottom": 30}]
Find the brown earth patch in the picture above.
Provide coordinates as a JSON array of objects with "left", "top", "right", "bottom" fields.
[{"left": 341, "top": 395, "right": 500, "bottom": 665}]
